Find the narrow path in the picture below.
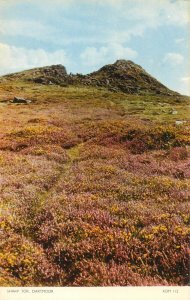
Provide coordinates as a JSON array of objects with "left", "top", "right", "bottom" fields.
[{"left": 37, "top": 142, "right": 84, "bottom": 209}]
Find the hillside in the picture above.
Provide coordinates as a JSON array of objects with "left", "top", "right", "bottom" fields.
[
  {"left": 2, "top": 64, "right": 68, "bottom": 85},
  {"left": 0, "top": 62, "right": 189, "bottom": 286},
  {"left": 82, "top": 60, "right": 178, "bottom": 95},
  {"left": 2, "top": 60, "right": 179, "bottom": 95}
]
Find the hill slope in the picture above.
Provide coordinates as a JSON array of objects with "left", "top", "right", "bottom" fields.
[
  {"left": 82, "top": 60, "right": 177, "bottom": 95},
  {"left": 2, "top": 64, "right": 68, "bottom": 85},
  {"left": 0, "top": 62, "right": 189, "bottom": 287},
  {"left": 1, "top": 60, "right": 178, "bottom": 96}
]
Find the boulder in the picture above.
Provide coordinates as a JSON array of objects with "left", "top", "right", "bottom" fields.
[{"left": 13, "top": 97, "right": 31, "bottom": 104}]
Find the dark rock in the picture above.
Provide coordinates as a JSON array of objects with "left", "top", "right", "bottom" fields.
[
  {"left": 33, "top": 77, "right": 45, "bottom": 84},
  {"left": 13, "top": 97, "right": 31, "bottom": 104}
]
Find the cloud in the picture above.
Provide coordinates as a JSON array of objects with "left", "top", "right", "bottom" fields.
[
  {"left": 119, "top": 0, "right": 190, "bottom": 28},
  {"left": 0, "top": 43, "right": 69, "bottom": 75},
  {"left": 175, "top": 37, "right": 186, "bottom": 44},
  {"left": 179, "top": 76, "right": 190, "bottom": 96},
  {"left": 163, "top": 0, "right": 190, "bottom": 26},
  {"left": 163, "top": 53, "right": 184, "bottom": 66},
  {"left": 80, "top": 43, "right": 138, "bottom": 69},
  {"left": 181, "top": 76, "right": 190, "bottom": 83},
  {"left": 0, "top": 19, "right": 56, "bottom": 42},
  {"left": 0, "top": 0, "right": 124, "bottom": 6},
  {"left": 1, "top": 0, "right": 190, "bottom": 48}
]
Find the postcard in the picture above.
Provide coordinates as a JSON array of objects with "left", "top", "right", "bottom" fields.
[{"left": 0, "top": 1, "right": 189, "bottom": 299}]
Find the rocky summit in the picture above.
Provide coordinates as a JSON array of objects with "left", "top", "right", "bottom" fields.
[
  {"left": 2, "top": 60, "right": 178, "bottom": 96},
  {"left": 82, "top": 60, "right": 177, "bottom": 95},
  {"left": 3, "top": 64, "right": 68, "bottom": 85}
]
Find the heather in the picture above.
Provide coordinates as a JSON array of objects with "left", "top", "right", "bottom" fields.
[{"left": 0, "top": 76, "right": 189, "bottom": 286}]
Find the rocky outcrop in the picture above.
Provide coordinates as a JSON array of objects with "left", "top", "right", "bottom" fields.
[
  {"left": 27, "top": 64, "right": 68, "bottom": 85},
  {"left": 81, "top": 60, "right": 177, "bottom": 95},
  {"left": 1, "top": 60, "right": 179, "bottom": 96},
  {"left": 13, "top": 97, "right": 32, "bottom": 104}
]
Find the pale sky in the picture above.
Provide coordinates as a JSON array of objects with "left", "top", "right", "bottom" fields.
[{"left": 0, "top": 0, "right": 190, "bottom": 95}]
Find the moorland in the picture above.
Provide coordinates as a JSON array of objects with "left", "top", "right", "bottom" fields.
[{"left": 0, "top": 60, "right": 189, "bottom": 286}]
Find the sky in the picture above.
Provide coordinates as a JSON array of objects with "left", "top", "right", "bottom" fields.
[{"left": 0, "top": 0, "right": 190, "bottom": 95}]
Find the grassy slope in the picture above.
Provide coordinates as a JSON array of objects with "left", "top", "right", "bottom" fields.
[{"left": 0, "top": 79, "right": 190, "bottom": 286}]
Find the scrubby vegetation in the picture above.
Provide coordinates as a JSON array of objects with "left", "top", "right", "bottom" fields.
[{"left": 0, "top": 77, "right": 189, "bottom": 286}]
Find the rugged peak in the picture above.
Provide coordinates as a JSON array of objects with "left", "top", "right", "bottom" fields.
[
  {"left": 113, "top": 59, "right": 144, "bottom": 72},
  {"left": 86, "top": 59, "right": 177, "bottom": 95},
  {"left": 98, "top": 59, "right": 144, "bottom": 74},
  {"left": 115, "top": 59, "right": 129, "bottom": 64},
  {"left": 35, "top": 64, "right": 67, "bottom": 75},
  {"left": 43, "top": 64, "right": 67, "bottom": 72},
  {"left": 30, "top": 64, "right": 67, "bottom": 84},
  {"left": 52, "top": 64, "right": 65, "bottom": 68},
  {"left": 2, "top": 64, "right": 68, "bottom": 85},
  {"left": 114, "top": 59, "right": 139, "bottom": 67}
]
